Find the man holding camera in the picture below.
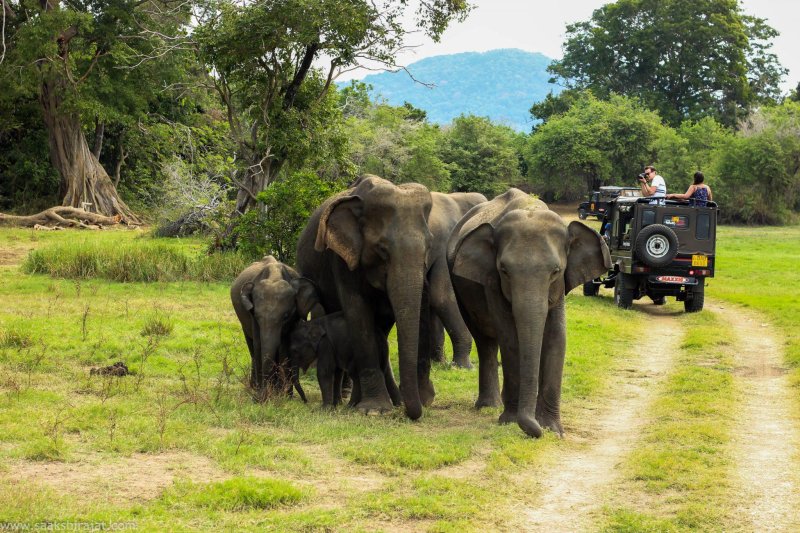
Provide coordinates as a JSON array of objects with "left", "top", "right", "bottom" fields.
[{"left": 639, "top": 165, "right": 666, "bottom": 204}]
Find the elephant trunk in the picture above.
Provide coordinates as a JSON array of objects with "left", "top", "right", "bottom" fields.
[
  {"left": 388, "top": 263, "right": 425, "bottom": 420},
  {"left": 254, "top": 318, "right": 283, "bottom": 393},
  {"left": 512, "top": 288, "right": 549, "bottom": 438}
]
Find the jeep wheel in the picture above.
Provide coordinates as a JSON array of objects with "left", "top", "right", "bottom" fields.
[
  {"left": 684, "top": 282, "right": 705, "bottom": 313},
  {"left": 635, "top": 224, "right": 679, "bottom": 267},
  {"left": 614, "top": 273, "right": 634, "bottom": 310},
  {"left": 578, "top": 209, "right": 587, "bottom": 220},
  {"left": 583, "top": 281, "right": 600, "bottom": 296},
  {"left": 651, "top": 296, "right": 666, "bottom": 305}
]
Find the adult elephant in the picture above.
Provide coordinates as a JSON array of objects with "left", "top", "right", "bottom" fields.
[
  {"left": 231, "top": 256, "right": 321, "bottom": 393},
  {"left": 447, "top": 189, "right": 610, "bottom": 438},
  {"left": 428, "top": 192, "right": 486, "bottom": 368},
  {"left": 296, "top": 175, "right": 435, "bottom": 419}
]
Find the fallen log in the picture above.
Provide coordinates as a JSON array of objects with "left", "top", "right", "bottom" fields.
[{"left": 0, "top": 207, "right": 124, "bottom": 228}]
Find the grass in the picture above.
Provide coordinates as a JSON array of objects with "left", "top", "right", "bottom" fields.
[
  {"left": 23, "top": 240, "right": 248, "bottom": 282},
  {"left": 0, "top": 226, "right": 646, "bottom": 530},
  {"left": 712, "top": 225, "right": 800, "bottom": 388}
]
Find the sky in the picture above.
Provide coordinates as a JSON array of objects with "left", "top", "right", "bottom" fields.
[{"left": 338, "top": 0, "right": 799, "bottom": 94}]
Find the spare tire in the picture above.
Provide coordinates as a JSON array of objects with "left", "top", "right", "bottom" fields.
[{"left": 635, "top": 224, "right": 679, "bottom": 267}]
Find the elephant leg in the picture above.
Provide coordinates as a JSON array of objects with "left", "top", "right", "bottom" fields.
[
  {"left": 335, "top": 274, "right": 394, "bottom": 415},
  {"left": 483, "top": 278, "right": 520, "bottom": 425},
  {"left": 474, "top": 333, "right": 501, "bottom": 409},
  {"left": 380, "top": 343, "right": 402, "bottom": 407},
  {"left": 333, "top": 368, "right": 344, "bottom": 407},
  {"left": 417, "top": 284, "right": 435, "bottom": 407},
  {"left": 430, "top": 315, "right": 446, "bottom": 363},
  {"left": 536, "top": 301, "right": 566, "bottom": 436},
  {"left": 318, "top": 370, "right": 335, "bottom": 407},
  {"left": 429, "top": 261, "right": 473, "bottom": 368},
  {"left": 245, "top": 335, "right": 260, "bottom": 389}
]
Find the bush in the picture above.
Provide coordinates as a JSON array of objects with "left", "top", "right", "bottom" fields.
[
  {"left": 23, "top": 241, "right": 248, "bottom": 282},
  {"left": 232, "top": 171, "right": 346, "bottom": 263}
]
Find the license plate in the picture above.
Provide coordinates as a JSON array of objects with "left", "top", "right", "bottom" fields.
[
  {"left": 656, "top": 276, "right": 688, "bottom": 284},
  {"left": 692, "top": 255, "right": 708, "bottom": 267}
]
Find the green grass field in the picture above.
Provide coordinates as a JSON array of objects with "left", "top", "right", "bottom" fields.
[{"left": 0, "top": 223, "right": 798, "bottom": 531}]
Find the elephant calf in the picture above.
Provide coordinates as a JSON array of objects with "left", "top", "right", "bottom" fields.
[
  {"left": 230, "top": 255, "right": 321, "bottom": 398},
  {"left": 289, "top": 312, "right": 395, "bottom": 408}
]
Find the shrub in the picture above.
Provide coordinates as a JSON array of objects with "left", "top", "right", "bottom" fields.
[{"left": 232, "top": 171, "right": 346, "bottom": 263}]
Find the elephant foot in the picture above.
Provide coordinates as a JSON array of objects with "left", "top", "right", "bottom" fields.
[
  {"left": 518, "top": 415, "right": 543, "bottom": 439},
  {"left": 452, "top": 355, "right": 473, "bottom": 369},
  {"left": 474, "top": 393, "right": 501, "bottom": 409},
  {"left": 355, "top": 397, "right": 394, "bottom": 416},
  {"left": 419, "top": 378, "right": 436, "bottom": 407},
  {"left": 536, "top": 413, "right": 564, "bottom": 438},
  {"left": 498, "top": 408, "right": 517, "bottom": 425}
]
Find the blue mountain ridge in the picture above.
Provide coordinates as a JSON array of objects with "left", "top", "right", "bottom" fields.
[{"left": 348, "top": 49, "right": 561, "bottom": 132}]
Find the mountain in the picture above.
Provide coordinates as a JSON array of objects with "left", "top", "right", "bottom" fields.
[{"left": 354, "top": 49, "right": 560, "bottom": 132}]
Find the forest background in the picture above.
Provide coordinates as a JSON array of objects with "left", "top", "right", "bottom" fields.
[{"left": 1, "top": 0, "right": 799, "bottom": 263}]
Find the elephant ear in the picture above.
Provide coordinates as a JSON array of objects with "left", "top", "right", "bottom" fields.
[
  {"left": 564, "top": 221, "right": 612, "bottom": 294},
  {"left": 314, "top": 195, "right": 364, "bottom": 271},
  {"left": 291, "top": 277, "right": 323, "bottom": 318},
  {"left": 240, "top": 281, "right": 255, "bottom": 312},
  {"left": 452, "top": 223, "right": 496, "bottom": 285}
]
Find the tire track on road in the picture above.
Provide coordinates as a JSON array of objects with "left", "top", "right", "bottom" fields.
[
  {"left": 522, "top": 304, "right": 683, "bottom": 532},
  {"left": 709, "top": 302, "right": 800, "bottom": 532}
]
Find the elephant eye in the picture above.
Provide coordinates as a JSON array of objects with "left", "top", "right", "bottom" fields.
[{"left": 552, "top": 266, "right": 561, "bottom": 275}]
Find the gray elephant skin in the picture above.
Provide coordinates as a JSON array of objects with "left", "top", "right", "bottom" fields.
[
  {"left": 230, "top": 256, "right": 321, "bottom": 393},
  {"left": 428, "top": 191, "right": 487, "bottom": 368},
  {"left": 289, "top": 311, "right": 368, "bottom": 407},
  {"left": 296, "top": 175, "right": 436, "bottom": 419},
  {"left": 447, "top": 188, "right": 611, "bottom": 438}
]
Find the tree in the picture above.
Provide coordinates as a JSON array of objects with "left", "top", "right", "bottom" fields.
[
  {"left": 526, "top": 93, "right": 663, "bottom": 200},
  {"left": 548, "top": 0, "right": 786, "bottom": 127},
  {"left": 344, "top": 97, "right": 450, "bottom": 191},
  {"left": 193, "top": 0, "right": 471, "bottom": 216},
  {"left": 440, "top": 115, "right": 524, "bottom": 197},
  {"left": 0, "top": 0, "right": 190, "bottom": 222}
]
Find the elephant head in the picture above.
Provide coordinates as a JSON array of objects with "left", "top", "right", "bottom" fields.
[
  {"left": 233, "top": 256, "right": 320, "bottom": 397},
  {"left": 451, "top": 195, "right": 610, "bottom": 437},
  {"left": 314, "top": 175, "right": 433, "bottom": 419}
]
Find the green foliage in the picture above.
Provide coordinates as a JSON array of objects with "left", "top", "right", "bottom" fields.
[
  {"left": 713, "top": 102, "right": 800, "bottom": 223},
  {"left": 549, "top": 0, "right": 786, "bottom": 127},
  {"left": 194, "top": 0, "right": 469, "bottom": 212},
  {"left": 344, "top": 98, "right": 451, "bottom": 191},
  {"left": 232, "top": 171, "right": 346, "bottom": 263},
  {"left": 23, "top": 240, "right": 248, "bottom": 282},
  {"left": 440, "top": 115, "right": 524, "bottom": 197},
  {"left": 526, "top": 93, "right": 663, "bottom": 200}
]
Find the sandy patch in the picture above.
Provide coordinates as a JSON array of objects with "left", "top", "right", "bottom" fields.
[
  {"left": 709, "top": 302, "right": 800, "bottom": 532},
  {"left": 4, "top": 451, "right": 226, "bottom": 504}
]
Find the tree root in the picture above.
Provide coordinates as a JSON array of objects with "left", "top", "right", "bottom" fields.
[{"left": 0, "top": 207, "right": 126, "bottom": 229}]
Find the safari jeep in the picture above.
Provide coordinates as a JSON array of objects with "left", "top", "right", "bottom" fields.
[
  {"left": 578, "top": 186, "right": 641, "bottom": 220},
  {"left": 583, "top": 196, "right": 718, "bottom": 312}
]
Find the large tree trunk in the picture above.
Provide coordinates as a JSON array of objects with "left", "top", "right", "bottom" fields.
[{"left": 40, "top": 78, "right": 140, "bottom": 224}]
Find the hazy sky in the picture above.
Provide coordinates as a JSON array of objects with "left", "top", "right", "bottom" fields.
[{"left": 339, "top": 0, "right": 799, "bottom": 93}]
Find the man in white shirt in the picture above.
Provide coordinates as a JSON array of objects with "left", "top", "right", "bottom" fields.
[{"left": 639, "top": 165, "right": 666, "bottom": 203}]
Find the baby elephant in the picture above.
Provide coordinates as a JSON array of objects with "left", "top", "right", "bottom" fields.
[{"left": 289, "top": 312, "right": 353, "bottom": 407}]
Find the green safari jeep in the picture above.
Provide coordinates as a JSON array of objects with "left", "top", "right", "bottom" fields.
[{"left": 583, "top": 196, "right": 718, "bottom": 312}]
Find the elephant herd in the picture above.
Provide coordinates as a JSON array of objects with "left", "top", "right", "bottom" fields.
[{"left": 231, "top": 175, "right": 611, "bottom": 438}]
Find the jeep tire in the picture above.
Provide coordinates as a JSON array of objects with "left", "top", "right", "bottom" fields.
[
  {"left": 684, "top": 281, "right": 705, "bottom": 313},
  {"left": 635, "top": 224, "right": 679, "bottom": 267},
  {"left": 579, "top": 208, "right": 587, "bottom": 220},
  {"left": 583, "top": 280, "right": 600, "bottom": 296},
  {"left": 614, "top": 272, "right": 634, "bottom": 310}
]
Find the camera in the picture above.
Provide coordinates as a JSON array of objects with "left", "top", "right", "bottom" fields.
[{"left": 637, "top": 172, "right": 646, "bottom": 182}]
